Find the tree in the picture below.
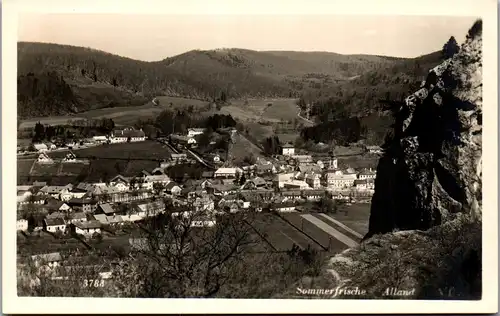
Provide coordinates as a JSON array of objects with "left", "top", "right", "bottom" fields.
[
  {"left": 153, "top": 182, "right": 166, "bottom": 196},
  {"left": 442, "top": 36, "right": 460, "bottom": 59},
  {"left": 113, "top": 205, "right": 259, "bottom": 298}
]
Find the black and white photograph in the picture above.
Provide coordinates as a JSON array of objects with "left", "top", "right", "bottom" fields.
[{"left": 2, "top": 0, "right": 498, "bottom": 314}]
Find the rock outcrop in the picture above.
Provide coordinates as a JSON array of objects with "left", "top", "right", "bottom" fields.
[
  {"left": 297, "top": 20, "right": 484, "bottom": 300},
  {"left": 366, "top": 20, "right": 482, "bottom": 238}
]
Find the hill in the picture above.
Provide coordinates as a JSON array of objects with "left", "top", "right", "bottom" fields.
[{"left": 17, "top": 42, "right": 440, "bottom": 120}]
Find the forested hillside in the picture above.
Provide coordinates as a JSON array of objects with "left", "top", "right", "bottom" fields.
[{"left": 17, "top": 41, "right": 441, "bottom": 120}]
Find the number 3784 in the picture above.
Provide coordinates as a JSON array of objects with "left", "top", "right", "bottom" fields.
[{"left": 83, "top": 279, "right": 105, "bottom": 288}]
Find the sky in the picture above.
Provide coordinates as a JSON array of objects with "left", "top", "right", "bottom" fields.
[{"left": 18, "top": 14, "right": 479, "bottom": 61}]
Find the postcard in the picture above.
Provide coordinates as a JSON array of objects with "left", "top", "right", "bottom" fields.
[{"left": 2, "top": 0, "right": 498, "bottom": 314}]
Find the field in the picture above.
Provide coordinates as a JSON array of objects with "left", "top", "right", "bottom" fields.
[
  {"left": 49, "top": 141, "right": 173, "bottom": 160},
  {"left": 18, "top": 97, "right": 209, "bottom": 129},
  {"left": 261, "top": 99, "right": 301, "bottom": 122},
  {"left": 330, "top": 203, "right": 371, "bottom": 236}
]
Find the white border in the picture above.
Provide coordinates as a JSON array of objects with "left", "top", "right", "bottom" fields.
[{"left": 3, "top": 0, "right": 498, "bottom": 314}]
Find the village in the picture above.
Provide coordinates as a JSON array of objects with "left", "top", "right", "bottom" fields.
[{"left": 17, "top": 122, "right": 380, "bottom": 288}]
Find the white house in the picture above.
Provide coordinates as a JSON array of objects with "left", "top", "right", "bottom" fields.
[
  {"left": 68, "top": 212, "right": 87, "bottom": 224},
  {"left": 187, "top": 128, "right": 206, "bottom": 138},
  {"left": 272, "top": 202, "right": 296, "bottom": 212},
  {"left": 165, "top": 182, "right": 182, "bottom": 195},
  {"left": 326, "top": 173, "right": 357, "bottom": 189},
  {"left": 281, "top": 143, "right": 295, "bottom": 156},
  {"left": 73, "top": 220, "right": 101, "bottom": 236},
  {"left": 44, "top": 218, "right": 67, "bottom": 234},
  {"left": 33, "top": 143, "right": 48, "bottom": 153},
  {"left": 109, "top": 128, "right": 146, "bottom": 143},
  {"left": 273, "top": 173, "right": 296, "bottom": 188},
  {"left": 37, "top": 153, "right": 53, "bottom": 164},
  {"left": 93, "top": 135, "right": 108, "bottom": 143},
  {"left": 214, "top": 167, "right": 243, "bottom": 179},
  {"left": 17, "top": 219, "right": 28, "bottom": 231},
  {"left": 354, "top": 178, "right": 375, "bottom": 190},
  {"left": 358, "top": 168, "right": 377, "bottom": 180}
]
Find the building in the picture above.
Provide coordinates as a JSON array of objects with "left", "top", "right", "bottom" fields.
[
  {"left": 292, "top": 155, "right": 313, "bottom": 164},
  {"left": 73, "top": 220, "right": 101, "bottom": 236},
  {"left": 302, "top": 190, "right": 325, "bottom": 201},
  {"left": 40, "top": 185, "right": 73, "bottom": 198},
  {"left": 281, "top": 143, "right": 295, "bottom": 156},
  {"left": 109, "top": 128, "right": 146, "bottom": 143},
  {"left": 96, "top": 203, "right": 115, "bottom": 215},
  {"left": 305, "top": 173, "right": 321, "bottom": 189},
  {"left": 214, "top": 167, "right": 243, "bottom": 179},
  {"left": 273, "top": 173, "right": 295, "bottom": 188},
  {"left": 170, "top": 153, "right": 188, "bottom": 164},
  {"left": 62, "top": 152, "right": 77, "bottom": 163},
  {"left": 67, "top": 197, "right": 96, "bottom": 213},
  {"left": 44, "top": 218, "right": 67, "bottom": 234},
  {"left": 33, "top": 143, "right": 48, "bottom": 153},
  {"left": 170, "top": 134, "right": 197, "bottom": 146},
  {"left": 367, "top": 146, "right": 383, "bottom": 154},
  {"left": 326, "top": 173, "right": 357, "bottom": 189},
  {"left": 283, "top": 180, "right": 309, "bottom": 190},
  {"left": 17, "top": 219, "right": 28, "bottom": 231},
  {"left": 46, "top": 199, "right": 72, "bottom": 212},
  {"left": 358, "top": 168, "right": 377, "bottom": 180},
  {"left": 165, "top": 182, "right": 182, "bottom": 195},
  {"left": 37, "top": 153, "right": 53, "bottom": 164},
  {"left": 109, "top": 175, "right": 131, "bottom": 191},
  {"left": 31, "top": 252, "right": 62, "bottom": 269},
  {"left": 187, "top": 128, "right": 206, "bottom": 138},
  {"left": 68, "top": 212, "right": 88, "bottom": 224},
  {"left": 135, "top": 200, "right": 166, "bottom": 218},
  {"left": 281, "top": 190, "right": 303, "bottom": 201},
  {"left": 271, "top": 201, "right": 296, "bottom": 212},
  {"left": 92, "top": 135, "right": 108, "bottom": 143},
  {"left": 354, "top": 179, "right": 375, "bottom": 190}
]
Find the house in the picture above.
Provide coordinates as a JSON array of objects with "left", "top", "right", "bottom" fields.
[
  {"left": 136, "top": 200, "right": 166, "bottom": 217},
  {"left": 33, "top": 143, "right": 48, "bottom": 153},
  {"left": 93, "top": 214, "right": 110, "bottom": 225},
  {"left": 273, "top": 173, "right": 295, "bottom": 188},
  {"left": 187, "top": 128, "right": 206, "bottom": 138},
  {"left": 17, "top": 219, "right": 28, "bottom": 231},
  {"left": 193, "top": 197, "right": 215, "bottom": 213},
  {"left": 326, "top": 173, "right": 357, "bottom": 189},
  {"left": 327, "top": 158, "right": 339, "bottom": 170},
  {"left": 37, "top": 152, "right": 53, "bottom": 163},
  {"left": 109, "top": 128, "right": 146, "bottom": 143},
  {"left": 59, "top": 188, "right": 74, "bottom": 202},
  {"left": 367, "top": 145, "right": 383, "bottom": 154},
  {"left": 92, "top": 135, "right": 108, "bottom": 143},
  {"left": 165, "top": 181, "right": 182, "bottom": 195},
  {"left": 305, "top": 173, "right": 321, "bottom": 189},
  {"left": 46, "top": 199, "right": 71, "bottom": 212},
  {"left": 73, "top": 220, "right": 102, "bottom": 236},
  {"left": 44, "top": 218, "right": 67, "bottom": 234},
  {"left": 107, "top": 214, "right": 124, "bottom": 225},
  {"left": 62, "top": 152, "right": 77, "bottom": 163},
  {"left": 67, "top": 197, "right": 96, "bottom": 213},
  {"left": 96, "top": 203, "right": 115, "bottom": 215},
  {"left": 46, "top": 211, "right": 66, "bottom": 220},
  {"left": 191, "top": 215, "right": 217, "bottom": 227},
  {"left": 170, "top": 153, "right": 188, "bottom": 163},
  {"left": 358, "top": 168, "right": 377, "bottom": 180},
  {"left": 68, "top": 212, "right": 87, "bottom": 224},
  {"left": 331, "top": 191, "right": 350, "bottom": 201},
  {"left": 302, "top": 190, "right": 325, "bottom": 201},
  {"left": 69, "top": 187, "right": 88, "bottom": 199},
  {"left": 292, "top": 155, "right": 313, "bottom": 164},
  {"left": 109, "top": 175, "right": 131, "bottom": 191},
  {"left": 40, "top": 184, "right": 73, "bottom": 198},
  {"left": 281, "top": 143, "right": 295, "bottom": 156},
  {"left": 271, "top": 201, "right": 296, "bottom": 212},
  {"left": 170, "top": 134, "right": 197, "bottom": 146},
  {"left": 31, "top": 252, "right": 62, "bottom": 269},
  {"left": 142, "top": 174, "right": 171, "bottom": 189},
  {"left": 281, "top": 190, "right": 303, "bottom": 201},
  {"left": 214, "top": 167, "right": 243, "bottom": 179},
  {"left": 354, "top": 178, "right": 375, "bottom": 190},
  {"left": 282, "top": 180, "right": 309, "bottom": 190},
  {"left": 255, "top": 163, "right": 277, "bottom": 175}
]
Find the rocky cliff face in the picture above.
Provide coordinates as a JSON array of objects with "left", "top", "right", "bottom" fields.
[
  {"left": 366, "top": 21, "right": 482, "bottom": 238},
  {"left": 286, "top": 21, "right": 484, "bottom": 300}
]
